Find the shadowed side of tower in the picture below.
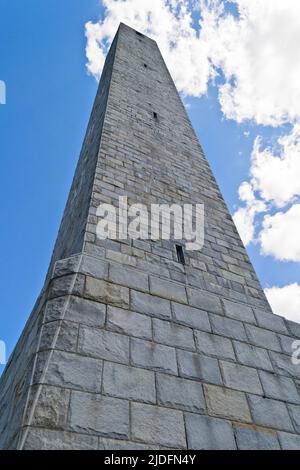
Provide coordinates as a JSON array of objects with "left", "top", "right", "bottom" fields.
[{"left": 1, "top": 23, "right": 300, "bottom": 450}]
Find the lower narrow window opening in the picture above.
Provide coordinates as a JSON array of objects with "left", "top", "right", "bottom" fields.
[{"left": 176, "top": 244, "right": 185, "bottom": 265}]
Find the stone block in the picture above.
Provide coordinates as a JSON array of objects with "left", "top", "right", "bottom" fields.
[
  {"left": 269, "top": 351, "right": 300, "bottom": 379},
  {"left": 278, "top": 334, "right": 297, "bottom": 356},
  {"left": 150, "top": 276, "right": 187, "bottom": 304},
  {"left": 172, "top": 302, "right": 211, "bottom": 332},
  {"left": 103, "top": 362, "right": 156, "bottom": 403},
  {"left": 285, "top": 320, "right": 300, "bottom": 339},
  {"left": 78, "top": 326, "right": 129, "bottom": 364},
  {"left": 153, "top": 319, "right": 195, "bottom": 350},
  {"left": 85, "top": 277, "right": 129, "bottom": 308},
  {"left": 98, "top": 438, "right": 154, "bottom": 450},
  {"left": 23, "top": 428, "right": 98, "bottom": 450},
  {"left": 195, "top": 330, "right": 235, "bottom": 361},
  {"left": 52, "top": 255, "right": 81, "bottom": 278},
  {"left": 234, "top": 426, "right": 280, "bottom": 450},
  {"left": 25, "top": 385, "right": 70, "bottom": 429},
  {"left": 223, "top": 299, "right": 256, "bottom": 324},
  {"left": 107, "top": 306, "right": 152, "bottom": 340},
  {"left": 109, "top": 264, "right": 149, "bottom": 292},
  {"left": 66, "top": 296, "right": 106, "bottom": 327},
  {"left": 69, "top": 391, "right": 129, "bottom": 438},
  {"left": 233, "top": 341, "right": 273, "bottom": 372},
  {"left": 177, "top": 350, "right": 222, "bottom": 385},
  {"left": 80, "top": 255, "right": 109, "bottom": 280},
  {"left": 49, "top": 274, "right": 84, "bottom": 299},
  {"left": 44, "top": 350, "right": 102, "bottom": 392},
  {"left": 221, "top": 361, "right": 263, "bottom": 395},
  {"left": 185, "top": 414, "right": 236, "bottom": 450},
  {"left": 131, "top": 338, "right": 178, "bottom": 375},
  {"left": 254, "top": 308, "right": 288, "bottom": 334},
  {"left": 187, "top": 289, "right": 223, "bottom": 315},
  {"left": 39, "top": 321, "right": 78, "bottom": 353},
  {"left": 288, "top": 404, "right": 300, "bottom": 433},
  {"left": 157, "top": 373, "right": 205, "bottom": 413},
  {"left": 278, "top": 431, "right": 300, "bottom": 450},
  {"left": 203, "top": 384, "right": 251, "bottom": 423},
  {"left": 259, "top": 371, "right": 300, "bottom": 404},
  {"left": 210, "top": 315, "right": 247, "bottom": 342},
  {"left": 248, "top": 395, "right": 294, "bottom": 432},
  {"left": 245, "top": 324, "right": 281, "bottom": 352},
  {"left": 131, "top": 403, "right": 186, "bottom": 448},
  {"left": 130, "top": 291, "right": 172, "bottom": 319}
]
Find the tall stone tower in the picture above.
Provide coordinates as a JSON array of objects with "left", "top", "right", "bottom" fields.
[{"left": 1, "top": 23, "right": 300, "bottom": 450}]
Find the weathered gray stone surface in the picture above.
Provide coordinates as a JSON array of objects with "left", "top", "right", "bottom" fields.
[
  {"left": 177, "top": 350, "right": 222, "bottom": 384},
  {"left": 195, "top": 330, "right": 235, "bottom": 360},
  {"left": 223, "top": 299, "right": 256, "bottom": 324},
  {"left": 220, "top": 361, "right": 263, "bottom": 395},
  {"left": 156, "top": 373, "right": 205, "bottom": 413},
  {"left": 77, "top": 327, "right": 129, "bottom": 364},
  {"left": 278, "top": 431, "right": 300, "bottom": 450},
  {"left": 233, "top": 341, "right": 274, "bottom": 371},
  {"left": 107, "top": 305, "right": 152, "bottom": 340},
  {"left": 259, "top": 370, "right": 300, "bottom": 404},
  {"left": 288, "top": 404, "right": 300, "bottom": 433},
  {"left": 131, "top": 403, "right": 186, "bottom": 448},
  {"left": 69, "top": 391, "right": 129, "bottom": 438},
  {"left": 131, "top": 338, "right": 178, "bottom": 375},
  {"left": 1, "top": 23, "right": 300, "bottom": 450},
  {"left": 44, "top": 350, "right": 103, "bottom": 392},
  {"left": 103, "top": 362, "right": 156, "bottom": 403},
  {"left": 185, "top": 414, "right": 236, "bottom": 450},
  {"left": 131, "top": 291, "right": 172, "bottom": 319},
  {"left": 172, "top": 302, "right": 211, "bottom": 332},
  {"left": 248, "top": 395, "right": 294, "bottom": 432},
  {"left": 204, "top": 384, "right": 251, "bottom": 423},
  {"left": 234, "top": 426, "right": 280, "bottom": 450},
  {"left": 153, "top": 318, "right": 195, "bottom": 350}
]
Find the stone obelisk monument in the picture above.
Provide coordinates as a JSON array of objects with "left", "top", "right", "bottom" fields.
[{"left": 1, "top": 23, "right": 300, "bottom": 450}]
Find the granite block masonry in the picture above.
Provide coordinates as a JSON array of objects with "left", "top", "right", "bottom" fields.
[{"left": 1, "top": 23, "right": 300, "bottom": 450}]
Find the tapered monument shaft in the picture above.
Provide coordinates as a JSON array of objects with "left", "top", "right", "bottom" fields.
[{"left": 1, "top": 23, "right": 300, "bottom": 450}]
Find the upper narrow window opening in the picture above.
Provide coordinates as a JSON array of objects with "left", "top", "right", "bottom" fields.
[
  {"left": 153, "top": 112, "right": 158, "bottom": 120},
  {"left": 176, "top": 244, "right": 185, "bottom": 265}
]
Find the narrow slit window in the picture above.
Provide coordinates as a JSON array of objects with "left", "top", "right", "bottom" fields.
[
  {"left": 144, "top": 63, "right": 148, "bottom": 68},
  {"left": 136, "top": 31, "right": 144, "bottom": 37},
  {"left": 153, "top": 111, "right": 158, "bottom": 119},
  {"left": 176, "top": 245, "right": 185, "bottom": 265}
]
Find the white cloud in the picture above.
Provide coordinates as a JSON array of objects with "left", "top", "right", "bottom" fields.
[
  {"left": 232, "top": 181, "right": 266, "bottom": 246},
  {"left": 250, "top": 125, "right": 300, "bottom": 207},
  {"left": 265, "top": 284, "right": 300, "bottom": 322},
  {"left": 259, "top": 204, "right": 300, "bottom": 261},
  {"left": 85, "top": 0, "right": 213, "bottom": 96},
  {"left": 85, "top": 0, "right": 300, "bottom": 126}
]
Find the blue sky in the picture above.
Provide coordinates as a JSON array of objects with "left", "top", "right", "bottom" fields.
[{"left": 0, "top": 0, "right": 299, "bottom": 374}]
